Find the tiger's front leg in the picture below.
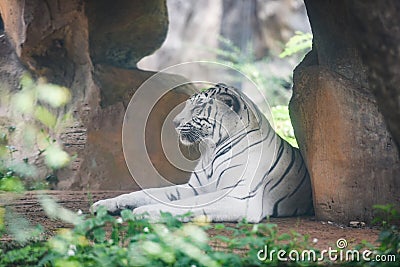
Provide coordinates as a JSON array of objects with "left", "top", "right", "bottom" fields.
[
  {"left": 90, "top": 184, "right": 199, "bottom": 215},
  {"left": 132, "top": 190, "right": 265, "bottom": 223}
]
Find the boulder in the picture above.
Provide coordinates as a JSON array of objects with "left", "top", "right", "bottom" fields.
[
  {"left": 346, "top": 0, "right": 400, "bottom": 150},
  {"left": 290, "top": 64, "right": 400, "bottom": 223},
  {"left": 290, "top": 0, "right": 400, "bottom": 223}
]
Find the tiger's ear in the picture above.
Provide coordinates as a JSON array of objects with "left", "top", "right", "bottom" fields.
[{"left": 216, "top": 93, "right": 240, "bottom": 113}]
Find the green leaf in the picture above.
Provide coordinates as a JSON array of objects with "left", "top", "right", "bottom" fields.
[
  {"left": 93, "top": 227, "right": 106, "bottom": 243},
  {"left": 38, "top": 195, "right": 83, "bottom": 225},
  {"left": 22, "top": 125, "right": 38, "bottom": 148},
  {"left": 54, "top": 259, "right": 83, "bottom": 267},
  {"left": 4, "top": 208, "right": 43, "bottom": 243},
  {"left": 182, "top": 224, "right": 208, "bottom": 244},
  {"left": 278, "top": 233, "right": 292, "bottom": 241},
  {"left": 121, "top": 209, "right": 135, "bottom": 221},
  {"left": 34, "top": 105, "right": 57, "bottom": 128},
  {"left": 44, "top": 145, "right": 70, "bottom": 169},
  {"left": 279, "top": 31, "right": 313, "bottom": 58},
  {"left": 0, "top": 145, "right": 7, "bottom": 159},
  {"left": 11, "top": 89, "right": 36, "bottom": 114},
  {"left": 141, "top": 240, "right": 164, "bottom": 256},
  {"left": 0, "top": 177, "right": 25, "bottom": 192},
  {"left": 0, "top": 132, "right": 7, "bottom": 145},
  {"left": 214, "top": 235, "right": 231, "bottom": 243},
  {"left": 19, "top": 73, "right": 35, "bottom": 90},
  {"left": 111, "top": 226, "right": 119, "bottom": 244},
  {"left": 214, "top": 224, "right": 225, "bottom": 230},
  {"left": 95, "top": 205, "right": 108, "bottom": 219},
  {"left": 8, "top": 162, "right": 38, "bottom": 178},
  {"left": 36, "top": 83, "right": 71, "bottom": 108}
]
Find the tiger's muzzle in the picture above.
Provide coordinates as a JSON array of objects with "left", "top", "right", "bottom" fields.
[{"left": 176, "top": 123, "right": 206, "bottom": 145}]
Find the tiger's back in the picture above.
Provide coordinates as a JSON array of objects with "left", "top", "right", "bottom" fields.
[{"left": 176, "top": 83, "right": 313, "bottom": 221}]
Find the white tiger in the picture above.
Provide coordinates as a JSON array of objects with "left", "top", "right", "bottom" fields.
[{"left": 91, "top": 83, "right": 313, "bottom": 222}]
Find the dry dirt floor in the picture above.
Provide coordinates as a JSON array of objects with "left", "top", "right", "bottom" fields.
[{"left": 0, "top": 191, "right": 380, "bottom": 251}]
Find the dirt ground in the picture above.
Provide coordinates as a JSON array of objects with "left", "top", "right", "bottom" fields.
[{"left": 0, "top": 191, "right": 380, "bottom": 251}]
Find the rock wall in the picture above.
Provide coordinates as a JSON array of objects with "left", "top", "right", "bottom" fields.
[
  {"left": 0, "top": 0, "right": 192, "bottom": 190},
  {"left": 346, "top": 1, "right": 400, "bottom": 151},
  {"left": 290, "top": 0, "right": 400, "bottom": 223}
]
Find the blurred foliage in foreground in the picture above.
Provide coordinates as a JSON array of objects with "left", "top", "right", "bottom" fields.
[
  {"left": 0, "top": 203, "right": 399, "bottom": 266},
  {"left": 0, "top": 74, "right": 73, "bottom": 239},
  {"left": 0, "top": 200, "right": 315, "bottom": 267},
  {"left": 0, "top": 74, "right": 72, "bottom": 192}
]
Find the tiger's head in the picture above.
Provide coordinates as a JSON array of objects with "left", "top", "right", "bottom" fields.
[{"left": 173, "top": 83, "right": 253, "bottom": 146}]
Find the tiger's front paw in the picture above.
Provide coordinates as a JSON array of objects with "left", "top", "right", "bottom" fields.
[{"left": 90, "top": 198, "right": 121, "bottom": 215}]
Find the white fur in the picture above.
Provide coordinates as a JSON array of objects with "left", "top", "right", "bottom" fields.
[{"left": 91, "top": 84, "right": 312, "bottom": 222}]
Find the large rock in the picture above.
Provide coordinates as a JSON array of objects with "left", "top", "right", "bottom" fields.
[
  {"left": 290, "top": 64, "right": 400, "bottom": 223},
  {"left": 301, "top": 0, "right": 400, "bottom": 152},
  {"left": 346, "top": 1, "right": 400, "bottom": 150},
  {"left": 0, "top": 0, "right": 189, "bottom": 190},
  {"left": 290, "top": 0, "right": 400, "bottom": 223}
]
